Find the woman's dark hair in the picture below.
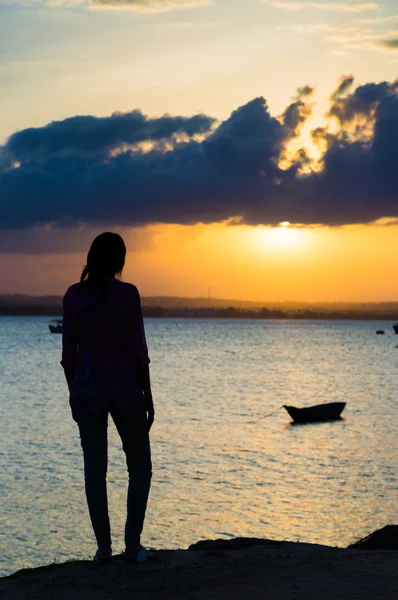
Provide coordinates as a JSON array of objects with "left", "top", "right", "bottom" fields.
[{"left": 80, "top": 232, "right": 126, "bottom": 284}]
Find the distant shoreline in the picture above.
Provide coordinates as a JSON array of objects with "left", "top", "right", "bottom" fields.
[
  {"left": 0, "top": 310, "right": 397, "bottom": 322},
  {"left": 1, "top": 294, "right": 397, "bottom": 320}
]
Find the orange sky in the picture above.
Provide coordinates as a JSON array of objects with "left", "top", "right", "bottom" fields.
[
  {"left": 1, "top": 221, "right": 397, "bottom": 302},
  {"left": 1, "top": 2, "right": 397, "bottom": 302}
]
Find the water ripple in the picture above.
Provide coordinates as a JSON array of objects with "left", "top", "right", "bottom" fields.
[{"left": 1, "top": 317, "right": 397, "bottom": 575}]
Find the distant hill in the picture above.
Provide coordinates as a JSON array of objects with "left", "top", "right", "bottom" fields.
[
  {"left": 142, "top": 296, "right": 398, "bottom": 313},
  {"left": 0, "top": 294, "right": 63, "bottom": 316},
  {"left": 0, "top": 293, "right": 397, "bottom": 319}
]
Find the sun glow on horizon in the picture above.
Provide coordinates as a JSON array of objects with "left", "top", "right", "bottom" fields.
[
  {"left": 1, "top": 221, "right": 398, "bottom": 302},
  {"left": 253, "top": 223, "right": 307, "bottom": 251}
]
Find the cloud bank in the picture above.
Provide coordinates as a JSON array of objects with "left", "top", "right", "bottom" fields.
[
  {"left": 1, "top": 76, "right": 397, "bottom": 251},
  {"left": 6, "top": 111, "right": 215, "bottom": 159}
]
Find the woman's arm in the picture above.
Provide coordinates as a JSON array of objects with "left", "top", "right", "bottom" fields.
[
  {"left": 60, "top": 288, "right": 77, "bottom": 391},
  {"left": 132, "top": 286, "right": 155, "bottom": 430}
]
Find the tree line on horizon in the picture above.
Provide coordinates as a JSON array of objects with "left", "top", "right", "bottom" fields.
[{"left": 0, "top": 294, "right": 397, "bottom": 320}]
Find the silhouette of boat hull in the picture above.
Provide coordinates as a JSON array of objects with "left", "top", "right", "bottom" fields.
[
  {"left": 283, "top": 402, "right": 346, "bottom": 423},
  {"left": 393, "top": 324, "right": 398, "bottom": 334},
  {"left": 49, "top": 319, "right": 63, "bottom": 334}
]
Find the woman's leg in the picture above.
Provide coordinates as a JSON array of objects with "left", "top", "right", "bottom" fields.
[
  {"left": 111, "top": 402, "right": 152, "bottom": 552},
  {"left": 76, "top": 413, "right": 111, "bottom": 551}
]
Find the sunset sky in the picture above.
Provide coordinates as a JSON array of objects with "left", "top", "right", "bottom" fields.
[{"left": 0, "top": 0, "right": 397, "bottom": 301}]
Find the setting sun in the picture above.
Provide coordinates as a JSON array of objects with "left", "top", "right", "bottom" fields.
[{"left": 253, "top": 225, "right": 306, "bottom": 251}]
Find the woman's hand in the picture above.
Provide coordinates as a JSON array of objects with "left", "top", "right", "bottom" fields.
[
  {"left": 135, "top": 361, "right": 154, "bottom": 431},
  {"left": 145, "top": 393, "right": 155, "bottom": 431}
]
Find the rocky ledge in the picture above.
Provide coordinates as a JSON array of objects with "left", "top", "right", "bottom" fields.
[{"left": 1, "top": 527, "right": 397, "bottom": 600}]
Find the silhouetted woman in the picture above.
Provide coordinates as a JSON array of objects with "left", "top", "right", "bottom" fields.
[{"left": 61, "top": 232, "right": 154, "bottom": 563}]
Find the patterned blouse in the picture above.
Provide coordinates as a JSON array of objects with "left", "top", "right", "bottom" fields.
[{"left": 61, "top": 277, "right": 150, "bottom": 418}]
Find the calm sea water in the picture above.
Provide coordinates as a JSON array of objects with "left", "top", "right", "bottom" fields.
[{"left": 1, "top": 317, "right": 397, "bottom": 576}]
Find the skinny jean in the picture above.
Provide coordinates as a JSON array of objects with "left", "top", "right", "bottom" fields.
[{"left": 76, "top": 401, "right": 152, "bottom": 550}]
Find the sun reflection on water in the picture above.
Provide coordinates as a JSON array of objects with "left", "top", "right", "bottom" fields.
[{"left": 1, "top": 317, "right": 397, "bottom": 576}]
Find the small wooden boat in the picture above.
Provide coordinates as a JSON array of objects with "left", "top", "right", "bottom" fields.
[
  {"left": 376, "top": 330, "right": 385, "bottom": 335},
  {"left": 49, "top": 319, "right": 63, "bottom": 334},
  {"left": 283, "top": 402, "right": 346, "bottom": 423}
]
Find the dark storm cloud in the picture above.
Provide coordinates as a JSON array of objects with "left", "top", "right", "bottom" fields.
[
  {"left": 6, "top": 110, "right": 215, "bottom": 161},
  {"left": 0, "top": 97, "right": 294, "bottom": 230},
  {"left": 330, "top": 75, "right": 355, "bottom": 102},
  {"left": 328, "top": 76, "right": 397, "bottom": 123},
  {"left": 281, "top": 86, "right": 314, "bottom": 137},
  {"left": 0, "top": 77, "right": 397, "bottom": 248}
]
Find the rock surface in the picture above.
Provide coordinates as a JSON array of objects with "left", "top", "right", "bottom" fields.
[
  {"left": 1, "top": 535, "right": 398, "bottom": 600},
  {"left": 348, "top": 525, "right": 398, "bottom": 550}
]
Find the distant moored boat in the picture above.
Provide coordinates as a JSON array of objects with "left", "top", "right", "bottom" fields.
[
  {"left": 283, "top": 402, "right": 346, "bottom": 423},
  {"left": 49, "top": 319, "right": 63, "bottom": 334},
  {"left": 393, "top": 323, "right": 398, "bottom": 334},
  {"left": 376, "top": 330, "right": 385, "bottom": 335}
]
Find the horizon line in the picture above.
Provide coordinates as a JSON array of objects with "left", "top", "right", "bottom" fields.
[{"left": 1, "top": 293, "right": 398, "bottom": 306}]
